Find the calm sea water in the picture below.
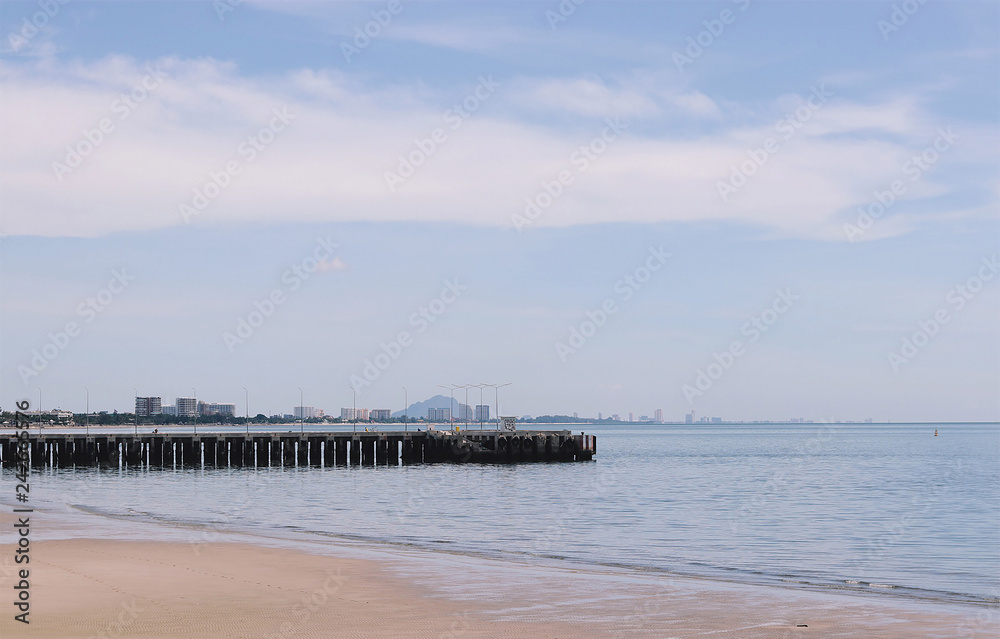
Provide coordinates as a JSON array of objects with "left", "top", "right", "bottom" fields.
[{"left": 10, "top": 423, "right": 1000, "bottom": 605}]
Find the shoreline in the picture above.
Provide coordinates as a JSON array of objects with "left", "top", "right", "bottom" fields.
[{"left": 1, "top": 506, "right": 995, "bottom": 638}]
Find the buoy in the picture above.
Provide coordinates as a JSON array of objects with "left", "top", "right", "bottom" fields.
[{"left": 934, "top": 429, "right": 938, "bottom": 436}]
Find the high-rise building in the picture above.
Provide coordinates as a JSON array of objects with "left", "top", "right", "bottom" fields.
[
  {"left": 370, "top": 409, "right": 391, "bottom": 422},
  {"left": 654, "top": 408, "right": 663, "bottom": 423},
  {"left": 199, "top": 402, "right": 235, "bottom": 416},
  {"left": 685, "top": 411, "right": 695, "bottom": 424},
  {"left": 176, "top": 397, "right": 197, "bottom": 417},
  {"left": 475, "top": 405, "right": 489, "bottom": 422},
  {"left": 135, "top": 397, "right": 162, "bottom": 417},
  {"left": 162, "top": 405, "right": 177, "bottom": 416},
  {"left": 428, "top": 407, "right": 451, "bottom": 421},
  {"left": 629, "top": 412, "right": 634, "bottom": 422},
  {"left": 293, "top": 406, "right": 319, "bottom": 419}
]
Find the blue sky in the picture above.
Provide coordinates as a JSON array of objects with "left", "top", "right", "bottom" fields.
[{"left": 1, "top": 1, "right": 997, "bottom": 421}]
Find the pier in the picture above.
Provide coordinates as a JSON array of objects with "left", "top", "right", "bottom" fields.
[{"left": 0, "top": 429, "right": 596, "bottom": 469}]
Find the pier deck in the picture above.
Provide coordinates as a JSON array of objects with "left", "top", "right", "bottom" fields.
[{"left": 0, "top": 429, "right": 596, "bottom": 468}]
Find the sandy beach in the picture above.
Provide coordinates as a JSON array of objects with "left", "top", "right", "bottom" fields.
[{"left": 1, "top": 533, "right": 991, "bottom": 638}]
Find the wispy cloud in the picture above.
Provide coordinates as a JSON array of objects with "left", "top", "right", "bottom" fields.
[{"left": 0, "top": 55, "right": 994, "bottom": 242}]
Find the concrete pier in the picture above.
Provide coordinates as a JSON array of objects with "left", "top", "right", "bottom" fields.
[{"left": 0, "top": 430, "right": 596, "bottom": 469}]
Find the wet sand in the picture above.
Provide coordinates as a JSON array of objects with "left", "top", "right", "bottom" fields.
[{"left": 0, "top": 536, "right": 990, "bottom": 638}]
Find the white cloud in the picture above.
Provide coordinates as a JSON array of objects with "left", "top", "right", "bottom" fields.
[
  {"left": 510, "top": 76, "right": 659, "bottom": 118},
  {"left": 672, "top": 91, "right": 720, "bottom": 118},
  {"left": 0, "top": 55, "right": 992, "bottom": 241}
]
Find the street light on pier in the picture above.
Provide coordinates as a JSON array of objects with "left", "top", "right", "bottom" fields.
[
  {"left": 243, "top": 387, "right": 249, "bottom": 435},
  {"left": 402, "top": 387, "right": 408, "bottom": 432},
  {"left": 191, "top": 387, "right": 197, "bottom": 435},
  {"left": 437, "top": 384, "right": 456, "bottom": 429},
  {"left": 494, "top": 383, "right": 511, "bottom": 428},
  {"left": 132, "top": 386, "right": 138, "bottom": 435},
  {"left": 84, "top": 387, "right": 89, "bottom": 436},
  {"left": 476, "top": 383, "right": 486, "bottom": 430},
  {"left": 350, "top": 386, "right": 357, "bottom": 434},
  {"left": 458, "top": 384, "right": 472, "bottom": 429},
  {"left": 298, "top": 387, "right": 304, "bottom": 435}
]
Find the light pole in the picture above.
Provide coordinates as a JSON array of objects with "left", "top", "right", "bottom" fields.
[
  {"left": 402, "top": 387, "right": 408, "bottom": 432},
  {"left": 476, "top": 383, "right": 486, "bottom": 430},
  {"left": 350, "top": 386, "right": 357, "bottom": 433},
  {"left": 437, "top": 384, "right": 455, "bottom": 429},
  {"left": 495, "top": 382, "right": 511, "bottom": 428},
  {"left": 243, "top": 387, "right": 249, "bottom": 435},
  {"left": 298, "top": 387, "right": 304, "bottom": 435},
  {"left": 84, "top": 387, "right": 89, "bottom": 436},
  {"left": 36, "top": 388, "right": 41, "bottom": 435},
  {"left": 191, "top": 386, "right": 197, "bottom": 435},
  {"left": 132, "top": 386, "right": 138, "bottom": 435},
  {"left": 461, "top": 384, "right": 471, "bottom": 429}
]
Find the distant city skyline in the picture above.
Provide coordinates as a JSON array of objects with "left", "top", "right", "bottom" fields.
[{"left": 7, "top": 391, "right": 927, "bottom": 425}]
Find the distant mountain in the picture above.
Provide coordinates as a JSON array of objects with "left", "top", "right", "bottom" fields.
[{"left": 392, "top": 394, "right": 470, "bottom": 419}]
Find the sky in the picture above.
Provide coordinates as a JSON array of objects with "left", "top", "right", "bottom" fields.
[{"left": 1, "top": 0, "right": 998, "bottom": 422}]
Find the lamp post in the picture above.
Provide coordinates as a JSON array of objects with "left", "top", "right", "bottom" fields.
[
  {"left": 461, "top": 384, "right": 471, "bottom": 429},
  {"left": 495, "top": 382, "right": 511, "bottom": 428},
  {"left": 437, "top": 384, "right": 455, "bottom": 429},
  {"left": 298, "top": 387, "right": 304, "bottom": 435},
  {"left": 132, "top": 386, "right": 138, "bottom": 435},
  {"left": 191, "top": 387, "right": 197, "bottom": 435},
  {"left": 350, "top": 386, "right": 358, "bottom": 433},
  {"left": 476, "top": 383, "right": 486, "bottom": 430},
  {"left": 402, "top": 387, "right": 408, "bottom": 432},
  {"left": 84, "top": 387, "right": 89, "bottom": 436},
  {"left": 37, "top": 388, "right": 41, "bottom": 435},
  {"left": 243, "top": 387, "right": 249, "bottom": 435}
]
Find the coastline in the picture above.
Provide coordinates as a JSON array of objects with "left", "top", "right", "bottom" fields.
[{"left": 1, "top": 506, "right": 994, "bottom": 638}]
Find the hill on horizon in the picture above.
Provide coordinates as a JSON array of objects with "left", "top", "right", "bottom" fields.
[{"left": 392, "top": 394, "right": 470, "bottom": 420}]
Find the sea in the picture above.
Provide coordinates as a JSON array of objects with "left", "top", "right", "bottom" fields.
[{"left": 6, "top": 422, "right": 999, "bottom": 608}]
